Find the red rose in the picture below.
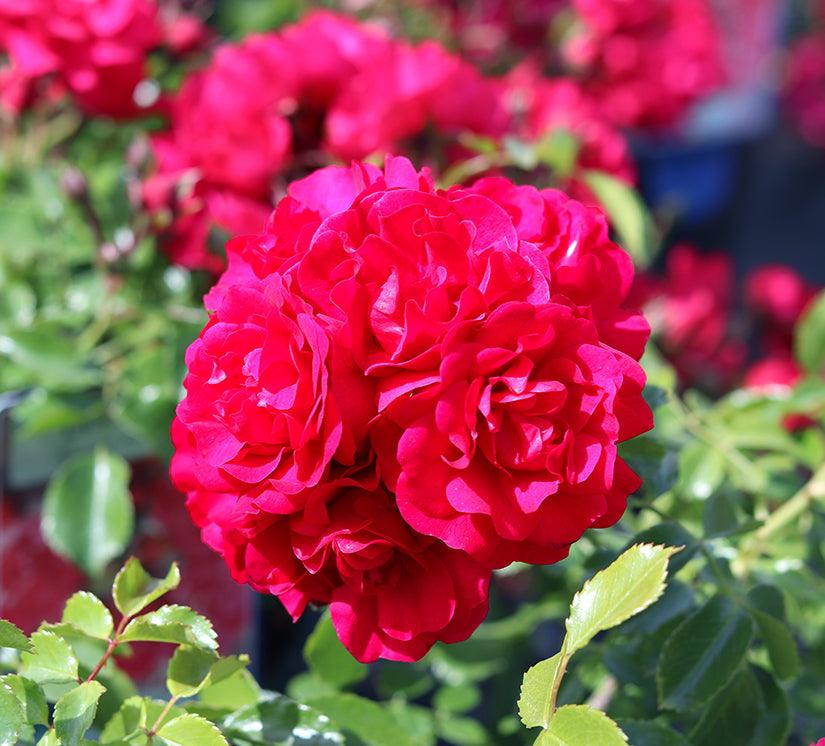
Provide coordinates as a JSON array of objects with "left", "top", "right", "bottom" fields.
[
  {"left": 563, "top": 0, "right": 724, "bottom": 129},
  {"left": 0, "top": 0, "right": 162, "bottom": 118},
  {"left": 172, "top": 155, "right": 651, "bottom": 658}
]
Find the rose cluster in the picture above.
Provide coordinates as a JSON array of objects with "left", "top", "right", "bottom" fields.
[
  {"left": 563, "top": 0, "right": 725, "bottom": 129},
  {"left": 0, "top": 0, "right": 207, "bottom": 117},
  {"left": 171, "top": 155, "right": 652, "bottom": 661},
  {"left": 142, "top": 10, "right": 635, "bottom": 272}
]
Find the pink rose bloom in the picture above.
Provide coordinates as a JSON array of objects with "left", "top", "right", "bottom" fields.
[
  {"left": 0, "top": 0, "right": 162, "bottom": 117},
  {"left": 785, "top": 32, "right": 825, "bottom": 148},
  {"left": 564, "top": 0, "right": 725, "bottom": 129}
]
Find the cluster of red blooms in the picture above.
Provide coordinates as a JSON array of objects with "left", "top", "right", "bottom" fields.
[
  {"left": 631, "top": 245, "right": 820, "bottom": 396},
  {"left": 142, "top": 10, "right": 639, "bottom": 272},
  {"left": 0, "top": 0, "right": 208, "bottom": 118},
  {"left": 171, "top": 155, "right": 653, "bottom": 661}
]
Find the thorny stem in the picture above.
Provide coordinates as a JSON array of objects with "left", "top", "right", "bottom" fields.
[{"left": 84, "top": 614, "right": 130, "bottom": 683}]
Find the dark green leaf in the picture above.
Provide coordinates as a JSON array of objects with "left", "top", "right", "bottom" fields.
[
  {"left": 41, "top": 448, "right": 133, "bottom": 577},
  {"left": 433, "top": 684, "right": 481, "bottom": 714},
  {"left": 689, "top": 668, "right": 761, "bottom": 746},
  {"left": 657, "top": 595, "right": 753, "bottom": 711},
  {"left": 748, "top": 610, "right": 799, "bottom": 681},
  {"left": 436, "top": 715, "right": 487, "bottom": 746},
  {"left": 750, "top": 666, "right": 791, "bottom": 746},
  {"left": 306, "top": 693, "right": 416, "bottom": 746},
  {"left": 617, "top": 720, "right": 689, "bottom": 745}
]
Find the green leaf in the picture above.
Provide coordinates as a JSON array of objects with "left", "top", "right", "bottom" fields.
[
  {"left": 100, "top": 697, "right": 185, "bottom": 743},
  {"left": 518, "top": 654, "right": 562, "bottom": 728},
  {"left": 0, "top": 681, "right": 25, "bottom": 746},
  {"left": 537, "top": 705, "right": 627, "bottom": 745},
  {"left": 41, "top": 448, "right": 134, "bottom": 577},
  {"left": 689, "top": 668, "right": 761, "bottom": 746},
  {"left": 702, "top": 492, "right": 741, "bottom": 537},
  {"left": 113, "top": 559, "right": 180, "bottom": 618},
  {"left": 54, "top": 680, "right": 106, "bottom": 746},
  {"left": 199, "top": 670, "right": 260, "bottom": 711},
  {"left": 155, "top": 713, "right": 229, "bottom": 746},
  {"left": 120, "top": 605, "right": 217, "bottom": 650},
  {"left": 627, "top": 524, "right": 696, "bottom": 573},
  {"left": 565, "top": 543, "right": 680, "bottom": 654},
  {"left": 748, "top": 610, "right": 799, "bottom": 681},
  {"left": 166, "top": 647, "right": 248, "bottom": 698},
  {"left": 1, "top": 675, "right": 48, "bottom": 725},
  {"left": 433, "top": 683, "right": 481, "bottom": 714},
  {"left": 617, "top": 720, "right": 689, "bottom": 745},
  {"left": 306, "top": 693, "right": 416, "bottom": 746},
  {"left": 0, "top": 620, "right": 31, "bottom": 651},
  {"left": 304, "top": 613, "right": 367, "bottom": 688},
  {"left": 20, "top": 630, "right": 79, "bottom": 685},
  {"left": 582, "top": 171, "right": 659, "bottom": 268},
  {"left": 618, "top": 580, "right": 694, "bottom": 636},
  {"left": 750, "top": 666, "right": 791, "bottom": 746},
  {"left": 677, "top": 443, "right": 725, "bottom": 500},
  {"left": 437, "top": 715, "right": 488, "bottom": 746},
  {"left": 795, "top": 290, "right": 825, "bottom": 374},
  {"left": 657, "top": 595, "right": 754, "bottom": 710},
  {"left": 62, "top": 592, "right": 114, "bottom": 640},
  {"left": 221, "top": 694, "right": 338, "bottom": 745}
]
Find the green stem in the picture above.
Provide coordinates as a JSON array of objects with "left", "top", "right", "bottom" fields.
[{"left": 543, "top": 639, "right": 569, "bottom": 728}]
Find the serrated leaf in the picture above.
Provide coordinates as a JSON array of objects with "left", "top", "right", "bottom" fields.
[
  {"left": 120, "top": 605, "right": 217, "bottom": 649},
  {"left": 795, "top": 290, "right": 825, "bottom": 374},
  {"left": 582, "top": 171, "right": 659, "bottom": 268},
  {"left": 155, "top": 713, "right": 229, "bottom": 746},
  {"left": 166, "top": 647, "right": 248, "bottom": 699},
  {"left": 627, "top": 524, "right": 696, "bottom": 573},
  {"left": 0, "top": 620, "right": 31, "bottom": 651},
  {"left": 0, "top": 682, "right": 25, "bottom": 746},
  {"left": 1, "top": 675, "right": 48, "bottom": 725},
  {"left": 748, "top": 610, "right": 799, "bottom": 681},
  {"left": 565, "top": 544, "right": 680, "bottom": 654},
  {"left": 657, "top": 595, "right": 753, "bottom": 710},
  {"left": 304, "top": 613, "right": 367, "bottom": 688},
  {"left": 62, "top": 592, "right": 113, "bottom": 640},
  {"left": 54, "top": 680, "right": 105, "bottom": 746},
  {"left": 113, "top": 559, "right": 180, "bottom": 618},
  {"left": 41, "top": 448, "right": 134, "bottom": 577},
  {"left": 100, "top": 697, "right": 185, "bottom": 743},
  {"left": 537, "top": 705, "right": 627, "bottom": 745},
  {"left": 518, "top": 654, "right": 562, "bottom": 728},
  {"left": 20, "top": 630, "right": 79, "bottom": 685}
]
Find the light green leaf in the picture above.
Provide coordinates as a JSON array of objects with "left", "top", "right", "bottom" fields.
[
  {"left": 1, "top": 675, "right": 48, "bottom": 725},
  {"left": 304, "top": 613, "right": 367, "bottom": 688},
  {"left": 565, "top": 544, "right": 680, "bottom": 654},
  {"left": 0, "top": 682, "right": 25, "bottom": 746},
  {"left": 120, "top": 605, "right": 217, "bottom": 650},
  {"left": 433, "top": 683, "right": 481, "bottom": 714},
  {"left": 100, "top": 697, "right": 185, "bottom": 743},
  {"left": 20, "top": 630, "right": 79, "bottom": 685},
  {"left": 155, "top": 713, "right": 229, "bottom": 746},
  {"left": 582, "top": 171, "right": 659, "bottom": 268},
  {"left": 0, "top": 620, "right": 31, "bottom": 652},
  {"left": 62, "top": 592, "right": 114, "bottom": 640},
  {"left": 657, "top": 595, "right": 754, "bottom": 710},
  {"left": 678, "top": 443, "right": 725, "bottom": 500},
  {"left": 113, "top": 559, "right": 180, "bottom": 618},
  {"left": 537, "top": 706, "right": 627, "bottom": 746},
  {"left": 41, "top": 448, "right": 134, "bottom": 577},
  {"left": 518, "top": 654, "right": 562, "bottom": 728},
  {"left": 199, "top": 670, "right": 260, "bottom": 711},
  {"left": 748, "top": 610, "right": 799, "bottom": 681},
  {"left": 54, "top": 680, "right": 106, "bottom": 746},
  {"left": 437, "top": 715, "right": 488, "bottom": 746},
  {"left": 35, "top": 730, "right": 59, "bottom": 746},
  {"left": 306, "top": 693, "right": 416, "bottom": 746},
  {"left": 166, "top": 647, "right": 248, "bottom": 699},
  {"left": 795, "top": 290, "right": 825, "bottom": 374}
]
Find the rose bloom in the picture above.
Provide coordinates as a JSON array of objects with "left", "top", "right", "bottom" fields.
[
  {"left": 172, "top": 155, "right": 651, "bottom": 657},
  {"left": 498, "top": 65, "right": 636, "bottom": 193},
  {"left": 563, "top": 0, "right": 725, "bottom": 129},
  {"left": 630, "top": 244, "right": 744, "bottom": 390},
  {"left": 785, "top": 32, "right": 825, "bottom": 148},
  {"left": 0, "top": 0, "right": 162, "bottom": 117}
]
